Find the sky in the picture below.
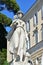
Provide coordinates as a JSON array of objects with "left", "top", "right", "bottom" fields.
[
  {"left": 0, "top": 0, "right": 36, "bottom": 32},
  {"left": 16, "top": 0, "right": 36, "bottom": 13}
]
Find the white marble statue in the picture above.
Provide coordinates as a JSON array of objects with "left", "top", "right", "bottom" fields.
[{"left": 7, "top": 11, "right": 31, "bottom": 65}]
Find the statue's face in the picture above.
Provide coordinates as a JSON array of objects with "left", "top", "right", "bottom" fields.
[{"left": 18, "top": 13, "right": 23, "bottom": 18}]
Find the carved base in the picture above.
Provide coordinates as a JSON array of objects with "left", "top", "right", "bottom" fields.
[
  {"left": 10, "top": 61, "right": 30, "bottom": 65},
  {"left": 10, "top": 52, "right": 31, "bottom": 65}
]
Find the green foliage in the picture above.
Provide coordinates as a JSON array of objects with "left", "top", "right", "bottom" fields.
[
  {"left": 3, "top": 60, "right": 9, "bottom": 65},
  {"left": 0, "top": 23, "right": 8, "bottom": 65},
  {"left": 0, "top": 1, "right": 19, "bottom": 65},
  {"left": 0, "top": 0, "right": 20, "bottom": 13},
  {"left": 0, "top": 23, "right": 7, "bottom": 50},
  {"left": 0, "top": 49, "right": 9, "bottom": 65},
  {"left": 0, "top": 13, "right": 12, "bottom": 26}
]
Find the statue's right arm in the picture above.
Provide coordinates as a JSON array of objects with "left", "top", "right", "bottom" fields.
[{"left": 10, "top": 19, "right": 17, "bottom": 27}]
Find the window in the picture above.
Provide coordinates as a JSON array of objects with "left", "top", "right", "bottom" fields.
[
  {"left": 33, "top": 12, "right": 38, "bottom": 26},
  {"left": 41, "top": 24, "right": 43, "bottom": 40},
  {"left": 26, "top": 20, "right": 30, "bottom": 32},
  {"left": 34, "top": 30, "right": 38, "bottom": 44},
  {"left": 26, "top": 36, "right": 30, "bottom": 49},
  {"left": 41, "top": 5, "right": 43, "bottom": 20}
]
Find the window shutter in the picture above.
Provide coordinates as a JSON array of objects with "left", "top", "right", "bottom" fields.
[
  {"left": 33, "top": 12, "right": 38, "bottom": 26},
  {"left": 41, "top": 6, "right": 43, "bottom": 19}
]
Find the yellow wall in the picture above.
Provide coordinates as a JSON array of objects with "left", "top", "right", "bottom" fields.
[{"left": 28, "top": 8, "right": 43, "bottom": 47}]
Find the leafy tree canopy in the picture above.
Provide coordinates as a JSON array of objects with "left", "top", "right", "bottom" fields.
[
  {"left": 0, "top": 0, "right": 20, "bottom": 13},
  {"left": 0, "top": 23, "right": 7, "bottom": 50},
  {"left": 0, "top": 49, "right": 9, "bottom": 65},
  {"left": 0, "top": 13, "right": 12, "bottom": 26}
]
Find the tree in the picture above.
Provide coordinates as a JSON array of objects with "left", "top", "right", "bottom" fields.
[
  {"left": 0, "top": 0, "right": 20, "bottom": 13},
  {"left": 0, "top": 0, "right": 20, "bottom": 64},
  {"left": 0, "top": 0, "right": 20, "bottom": 25},
  {"left": 0, "top": 23, "right": 7, "bottom": 50},
  {"left": 0, "top": 13, "right": 12, "bottom": 26},
  {"left": 0, "top": 49, "right": 9, "bottom": 65}
]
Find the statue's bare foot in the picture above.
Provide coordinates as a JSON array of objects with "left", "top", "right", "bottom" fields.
[
  {"left": 15, "top": 55, "right": 20, "bottom": 62},
  {"left": 22, "top": 55, "right": 25, "bottom": 61}
]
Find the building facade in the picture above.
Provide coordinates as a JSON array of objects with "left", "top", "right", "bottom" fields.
[{"left": 22, "top": 0, "right": 43, "bottom": 65}]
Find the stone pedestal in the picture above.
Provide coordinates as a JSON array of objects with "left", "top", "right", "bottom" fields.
[
  {"left": 10, "top": 52, "right": 31, "bottom": 65},
  {"left": 12, "top": 61, "right": 30, "bottom": 65}
]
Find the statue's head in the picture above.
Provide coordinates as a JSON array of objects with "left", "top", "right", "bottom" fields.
[
  {"left": 10, "top": 10, "right": 24, "bottom": 27},
  {"left": 17, "top": 10, "right": 24, "bottom": 18}
]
